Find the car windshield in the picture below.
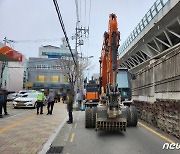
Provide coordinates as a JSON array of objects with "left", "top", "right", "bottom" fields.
[
  {"left": 21, "top": 93, "right": 38, "bottom": 98},
  {"left": 19, "top": 91, "right": 27, "bottom": 94}
]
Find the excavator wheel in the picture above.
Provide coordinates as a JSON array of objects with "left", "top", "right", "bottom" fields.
[
  {"left": 85, "top": 107, "right": 92, "bottom": 128},
  {"left": 123, "top": 106, "right": 131, "bottom": 127},
  {"left": 130, "top": 106, "right": 138, "bottom": 127},
  {"left": 91, "top": 107, "right": 97, "bottom": 128}
]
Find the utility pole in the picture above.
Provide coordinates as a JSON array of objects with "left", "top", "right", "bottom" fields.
[
  {"left": 72, "top": 22, "right": 89, "bottom": 91},
  {"left": 0, "top": 37, "right": 8, "bottom": 88}
]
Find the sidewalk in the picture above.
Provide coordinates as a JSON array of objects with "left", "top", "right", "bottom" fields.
[{"left": 0, "top": 102, "right": 68, "bottom": 154}]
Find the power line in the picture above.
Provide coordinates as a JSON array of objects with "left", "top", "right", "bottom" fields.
[
  {"left": 52, "top": 0, "right": 77, "bottom": 68},
  {"left": 13, "top": 38, "right": 62, "bottom": 43},
  {"left": 88, "top": 0, "right": 92, "bottom": 28},
  {"left": 85, "top": 0, "right": 87, "bottom": 27}
]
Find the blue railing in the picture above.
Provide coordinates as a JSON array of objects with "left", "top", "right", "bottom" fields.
[{"left": 119, "top": 0, "right": 170, "bottom": 55}]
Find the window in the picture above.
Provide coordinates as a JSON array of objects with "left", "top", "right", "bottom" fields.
[
  {"left": 56, "top": 65, "right": 61, "bottom": 70},
  {"left": 42, "top": 64, "right": 48, "bottom": 69},
  {"left": 117, "top": 71, "right": 129, "bottom": 88},
  {"left": 64, "top": 77, "right": 68, "bottom": 83},
  {"left": 36, "top": 64, "right": 42, "bottom": 69},
  {"left": 50, "top": 76, "right": 60, "bottom": 82},
  {"left": 36, "top": 76, "right": 46, "bottom": 82}
]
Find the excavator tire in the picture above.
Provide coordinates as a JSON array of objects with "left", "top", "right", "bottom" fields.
[
  {"left": 123, "top": 106, "right": 131, "bottom": 127},
  {"left": 92, "top": 107, "right": 97, "bottom": 128},
  {"left": 130, "top": 106, "right": 138, "bottom": 127},
  {"left": 85, "top": 107, "right": 92, "bottom": 128}
]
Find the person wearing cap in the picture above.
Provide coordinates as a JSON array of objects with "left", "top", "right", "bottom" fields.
[{"left": 66, "top": 89, "right": 74, "bottom": 124}]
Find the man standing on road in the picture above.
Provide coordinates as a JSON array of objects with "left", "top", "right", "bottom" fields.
[
  {"left": 3, "top": 90, "right": 9, "bottom": 115},
  {"left": 66, "top": 89, "right": 74, "bottom": 124},
  {"left": 47, "top": 90, "right": 55, "bottom": 115},
  {"left": 37, "top": 91, "right": 44, "bottom": 115},
  {"left": 77, "top": 89, "right": 82, "bottom": 110}
]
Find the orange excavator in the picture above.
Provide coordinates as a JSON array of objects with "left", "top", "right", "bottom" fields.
[{"left": 85, "top": 14, "right": 138, "bottom": 131}]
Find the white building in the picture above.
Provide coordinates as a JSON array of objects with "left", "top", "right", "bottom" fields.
[{"left": 2, "top": 56, "right": 27, "bottom": 92}]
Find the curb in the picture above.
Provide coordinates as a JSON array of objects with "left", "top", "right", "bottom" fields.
[{"left": 38, "top": 116, "right": 68, "bottom": 154}]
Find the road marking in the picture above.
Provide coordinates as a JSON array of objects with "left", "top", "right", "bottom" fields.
[
  {"left": 0, "top": 115, "right": 36, "bottom": 134},
  {"left": 138, "top": 122, "right": 175, "bottom": 144},
  {"left": 70, "top": 133, "right": 75, "bottom": 143},
  {"left": 74, "top": 123, "right": 77, "bottom": 128},
  {"left": 1, "top": 110, "right": 31, "bottom": 120}
]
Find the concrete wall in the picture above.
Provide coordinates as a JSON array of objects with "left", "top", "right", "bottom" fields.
[
  {"left": 132, "top": 44, "right": 180, "bottom": 138},
  {"left": 132, "top": 44, "right": 180, "bottom": 102}
]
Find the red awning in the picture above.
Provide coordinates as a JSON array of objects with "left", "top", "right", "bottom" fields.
[{"left": 0, "top": 45, "right": 22, "bottom": 62}]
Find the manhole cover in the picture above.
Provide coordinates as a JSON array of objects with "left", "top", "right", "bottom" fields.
[{"left": 46, "top": 146, "right": 64, "bottom": 154}]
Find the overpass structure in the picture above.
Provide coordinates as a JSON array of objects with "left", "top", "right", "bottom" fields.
[{"left": 119, "top": 0, "right": 180, "bottom": 139}]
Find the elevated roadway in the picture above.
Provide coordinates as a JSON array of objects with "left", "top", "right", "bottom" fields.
[{"left": 119, "top": 0, "right": 180, "bottom": 73}]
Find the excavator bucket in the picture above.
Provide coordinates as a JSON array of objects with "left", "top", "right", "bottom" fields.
[
  {"left": 95, "top": 106, "right": 127, "bottom": 131},
  {"left": 96, "top": 118, "right": 127, "bottom": 131}
]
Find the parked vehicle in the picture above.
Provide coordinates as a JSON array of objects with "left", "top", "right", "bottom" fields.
[
  {"left": 16, "top": 90, "right": 37, "bottom": 98},
  {"left": 7, "top": 91, "right": 17, "bottom": 101},
  {"left": 13, "top": 93, "right": 39, "bottom": 108}
]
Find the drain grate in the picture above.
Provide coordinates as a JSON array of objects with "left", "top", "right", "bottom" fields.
[{"left": 46, "top": 146, "right": 64, "bottom": 154}]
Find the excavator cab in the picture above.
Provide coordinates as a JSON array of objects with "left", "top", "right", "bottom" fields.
[{"left": 117, "top": 68, "right": 132, "bottom": 101}]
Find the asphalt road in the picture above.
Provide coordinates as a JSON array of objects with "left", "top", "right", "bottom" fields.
[{"left": 51, "top": 111, "right": 179, "bottom": 154}]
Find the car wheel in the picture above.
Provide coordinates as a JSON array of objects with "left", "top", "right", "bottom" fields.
[{"left": 85, "top": 107, "right": 92, "bottom": 128}]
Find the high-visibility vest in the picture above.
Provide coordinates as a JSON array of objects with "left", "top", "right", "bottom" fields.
[{"left": 37, "top": 92, "right": 44, "bottom": 101}]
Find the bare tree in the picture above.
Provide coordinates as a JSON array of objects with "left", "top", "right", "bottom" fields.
[{"left": 59, "top": 56, "right": 92, "bottom": 88}]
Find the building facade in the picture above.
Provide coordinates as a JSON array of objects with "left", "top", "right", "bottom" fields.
[{"left": 27, "top": 41, "right": 77, "bottom": 92}]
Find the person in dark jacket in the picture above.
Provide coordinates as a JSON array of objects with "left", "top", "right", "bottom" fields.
[
  {"left": 3, "top": 90, "right": 8, "bottom": 115},
  {"left": 66, "top": 89, "right": 74, "bottom": 124},
  {"left": 47, "top": 91, "right": 55, "bottom": 115},
  {"left": 0, "top": 89, "right": 8, "bottom": 117},
  {"left": 62, "top": 92, "right": 66, "bottom": 104},
  {"left": 0, "top": 91, "right": 4, "bottom": 118}
]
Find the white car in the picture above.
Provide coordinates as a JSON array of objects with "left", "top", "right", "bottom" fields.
[
  {"left": 7, "top": 92, "right": 17, "bottom": 101},
  {"left": 13, "top": 93, "right": 39, "bottom": 108}
]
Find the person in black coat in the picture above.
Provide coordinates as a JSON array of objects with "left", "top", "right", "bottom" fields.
[
  {"left": 0, "top": 91, "right": 4, "bottom": 118},
  {"left": 66, "top": 89, "right": 74, "bottom": 124},
  {"left": 3, "top": 90, "right": 9, "bottom": 115}
]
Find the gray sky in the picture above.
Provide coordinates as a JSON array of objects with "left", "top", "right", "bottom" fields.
[{"left": 0, "top": 0, "right": 155, "bottom": 77}]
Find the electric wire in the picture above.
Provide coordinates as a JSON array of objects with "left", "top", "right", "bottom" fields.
[
  {"left": 88, "top": 0, "right": 92, "bottom": 28},
  {"left": 11, "top": 38, "right": 62, "bottom": 43},
  {"left": 52, "top": 0, "right": 77, "bottom": 68},
  {"left": 84, "top": 0, "right": 87, "bottom": 28}
]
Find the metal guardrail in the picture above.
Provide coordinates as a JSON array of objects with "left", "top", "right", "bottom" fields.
[{"left": 119, "top": 0, "right": 170, "bottom": 55}]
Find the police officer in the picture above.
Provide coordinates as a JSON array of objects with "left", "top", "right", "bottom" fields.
[{"left": 37, "top": 91, "right": 44, "bottom": 115}]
